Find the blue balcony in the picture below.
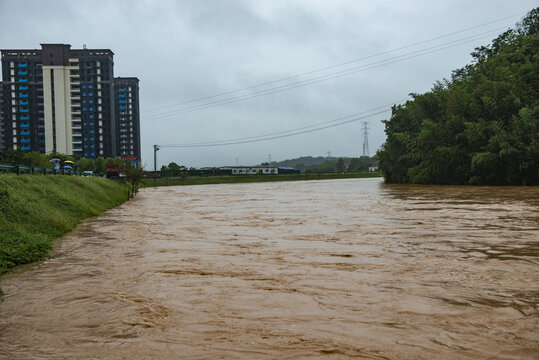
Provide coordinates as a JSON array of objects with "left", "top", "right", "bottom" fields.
[
  {"left": 17, "top": 63, "right": 27, "bottom": 67},
  {"left": 19, "top": 78, "right": 28, "bottom": 83},
  {"left": 119, "top": 94, "right": 126, "bottom": 97},
  {"left": 18, "top": 71, "right": 27, "bottom": 75},
  {"left": 20, "top": 116, "right": 30, "bottom": 120},
  {"left": 119, "top": 88, "right": 126, "bottom": 92},
  {"left": 119, "top": 99, "right": 126, "bottom": 103},
  {"left": 20, "top": 139, "right": 30, "bottom": 143},
  {"left": 19, "top": 86, "right": 28, "bottom": 90},
  {"left": 21, "top": 146, "right": 31, "bottom": 151},
  {"left": 20, "top": 124, "right": 30, "bottom": 128},
  {"left": 19, "top": 101, "right": 29, "bottom": 105},
  {"left": 20, "top": 108, "right": 29, "bottom": 113},
  {"left": 119, "top": 105, "right": 127, "bottom": 109},
  {"left": 39, "top": 147, "right": 45, "bottom": 151},
  {"left": 19, "top": 93, "right": 28, "bottom": 98},
  {"left": 20, "top": 131, "right": 30, "bottom": 135}
]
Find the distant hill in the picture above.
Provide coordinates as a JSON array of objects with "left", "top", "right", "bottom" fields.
[
  {"left": 269, "top": 156, "right": 337, "bottom": 168},
  {"left": 260, "top": 155, "right": 378, "bottom": 172}
]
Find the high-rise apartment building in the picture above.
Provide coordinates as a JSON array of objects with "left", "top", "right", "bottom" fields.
[
  {"left": 1, "top": 48, "right": 45, "bottom": 153},
  {"left": 0, "top": 43, "right": 140, "bottom": 164},
  {"left": 114, "top": 77, "right": 141, "bottom": 167}
]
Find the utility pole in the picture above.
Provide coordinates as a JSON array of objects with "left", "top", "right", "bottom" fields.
[
  {"left": 235, "top": 158, "right": 239, "bottom": 166},
  {"left": 326, "top": 150, "right": 331, "bottom": 158},
  {"left": 153, "top": 144, "right": 160, "bottom": 185},
  {"left": 268, "top": 154, "right": 271, "bottom": 164},
  {"left": 362, "top": 122, "right": 369, "bottom": 157}
]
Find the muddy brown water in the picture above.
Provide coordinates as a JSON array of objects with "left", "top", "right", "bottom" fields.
[{"left": 1, "top": 178, "right": 538, "bottom": 359}]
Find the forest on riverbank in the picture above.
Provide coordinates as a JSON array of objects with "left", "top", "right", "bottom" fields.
[{"left": 378, "top": 9, "right": 538, "bottom": 185}]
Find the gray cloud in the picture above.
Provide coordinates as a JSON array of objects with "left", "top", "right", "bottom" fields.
[{"left": 1, "top": 0, "right": 536, "bottom": 168}]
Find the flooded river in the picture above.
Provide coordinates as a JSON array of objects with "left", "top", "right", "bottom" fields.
[{"left": 1, "top": 178, "right": 538, "bottom": 359}]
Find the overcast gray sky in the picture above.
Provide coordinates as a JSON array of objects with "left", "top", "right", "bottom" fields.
[{"left": 1, "top": 0, "right": 536, "bottom": 168}]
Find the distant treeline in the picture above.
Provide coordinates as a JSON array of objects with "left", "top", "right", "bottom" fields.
[
  {"left": 261, "top": 155, "right": 378, "bottom": 173},
  {"left": 378, "top": 8, "right": 539, "bottom": 185}
]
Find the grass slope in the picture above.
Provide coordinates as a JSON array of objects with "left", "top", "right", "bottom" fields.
[
  {"left": 143, "top": 172, "right": 382, "bottom": 187},
  {"left": 0, "top": 174, "right": 127, "bottom": 276}
]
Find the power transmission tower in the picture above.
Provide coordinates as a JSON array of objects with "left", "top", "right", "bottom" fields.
[
  {"left": 362, "top": 122, "right": 369, "bottom": 156},
  {"left": 268, "top": 154, "right": 271, "bottom": 163}
]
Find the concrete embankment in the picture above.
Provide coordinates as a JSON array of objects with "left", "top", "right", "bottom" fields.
[{"left": 0, "top": 174, "right": 128, "bottom": 278}]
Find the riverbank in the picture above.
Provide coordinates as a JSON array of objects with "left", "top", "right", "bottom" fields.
[
  {"left": 0, "top": 174, "right": 128, "bottom": 281},
  {"left": 142, "top": 171, "right": 382, "bottom": 187}
]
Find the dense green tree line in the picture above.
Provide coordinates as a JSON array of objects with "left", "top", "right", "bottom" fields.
[{"left": 378, "top": 9, "right": 538, "bottom": 185}]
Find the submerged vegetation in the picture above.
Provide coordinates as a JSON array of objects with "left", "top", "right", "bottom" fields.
[
  {"left": 142, "top": 172, "right": 382, "bottom": 187},
  {"left": 378, "top": 9, "right": 539, "bottom": 185},
  {"left": 0, "top": 175, "right": 127, "bottom": 276}
]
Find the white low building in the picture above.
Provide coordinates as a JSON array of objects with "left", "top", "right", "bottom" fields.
[{"left": 222, "top": 166, "right": 278, "bottom": 175}]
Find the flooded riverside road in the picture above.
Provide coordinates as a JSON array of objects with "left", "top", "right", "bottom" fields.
[{"left": 1, "top": 178, "right": 538, "bottom": 359}]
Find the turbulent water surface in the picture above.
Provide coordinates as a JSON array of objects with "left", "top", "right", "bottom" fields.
[{"left": 0, "top": 178, "right": 538, "bottom": 359}]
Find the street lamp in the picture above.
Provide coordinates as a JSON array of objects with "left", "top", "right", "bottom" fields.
[{"left": 153, "top": 144, "right": 160, "bottom": 185}]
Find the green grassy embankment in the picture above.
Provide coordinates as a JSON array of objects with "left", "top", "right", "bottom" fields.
[
  {"left": 142, "top": 171, "right": 382, "bottom": 187},
  {"left": 0, "top": 174, "right": 128, "bottom": 281}
]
